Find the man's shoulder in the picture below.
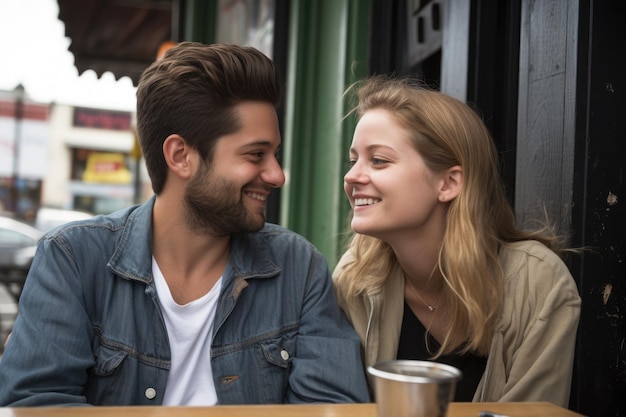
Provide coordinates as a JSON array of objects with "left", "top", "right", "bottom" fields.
[
  {"left": 259, "top": 222, "right": 292, "bottom": 233},
  {"left": 230, "top": 223, "right": 328, "bottom": 277},
  {"left": 44, "top": 203, "right": 141, "bottom": 239},
  {"left": 37, "top": 201, "right": 154, "bottom": 279},
  {"left": 258, "top": 223, "right": 310, "bottom": 242},
  {"left": 241, "top": 223, "right": 321, "bottom": 256}
]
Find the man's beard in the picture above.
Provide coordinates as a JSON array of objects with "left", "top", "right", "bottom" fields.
[{"left": 183, "top": 163, "right": 266, "bottom": 237}]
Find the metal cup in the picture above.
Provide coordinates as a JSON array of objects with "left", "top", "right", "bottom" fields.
[{"left": 368, "top": 360, "right": 462, "bottom": 417}]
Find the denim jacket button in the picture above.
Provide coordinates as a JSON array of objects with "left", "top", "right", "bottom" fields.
[
  {"left": 280, "top": 349, "right": 289, "bottom": 360},
  {"left": 145, "top": 387, "right": 157, "bottom": 400}
]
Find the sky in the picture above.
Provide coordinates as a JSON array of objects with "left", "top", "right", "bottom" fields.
[{"left": 0, "top": 0, "right": 137, "bottom": 111}]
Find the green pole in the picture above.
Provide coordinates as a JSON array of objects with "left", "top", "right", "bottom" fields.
[
  {"left": 281, "top": 0, "right": 370, "bottom": 267},
  {"left": 182, "top": 0, "right": 217, "bottom": 43}
]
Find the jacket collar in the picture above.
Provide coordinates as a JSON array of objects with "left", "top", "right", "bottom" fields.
[
  {"left": 228, "top": 229, "right": 281, "bottom": 279},
  {"left": 107, "top": 195, "right": 156, "bottom": 284},
  {"left": 107, "top": 195, "right": 281, "bottom": 284}
]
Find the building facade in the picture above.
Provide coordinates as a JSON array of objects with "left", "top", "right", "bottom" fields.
[{"left": 0, "top": 89, "right": 149, "bottom": 219}]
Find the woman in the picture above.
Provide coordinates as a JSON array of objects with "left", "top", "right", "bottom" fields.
[{"left": 333, "top": 76, "right": 581, "bottom": 406}]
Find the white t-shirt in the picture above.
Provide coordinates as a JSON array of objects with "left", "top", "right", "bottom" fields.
[{"left": 152, "top": 257, "right": 221, "bottom": 405}]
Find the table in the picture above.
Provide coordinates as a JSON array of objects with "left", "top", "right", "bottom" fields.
[{"left": 0, "top": 402, "right": 586, "bottom": 417}]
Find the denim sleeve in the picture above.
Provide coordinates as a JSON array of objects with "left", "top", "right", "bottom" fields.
[
  {"left": 286, "top": 249, "right": 370, "bottom": 403},
  {"left": 0, "top": 235, "right": 93, "bottom": 406}
]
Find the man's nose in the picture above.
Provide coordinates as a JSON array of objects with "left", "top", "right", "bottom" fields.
[{"left": 263, "top": 156, "right": 286, "bottom": 188}]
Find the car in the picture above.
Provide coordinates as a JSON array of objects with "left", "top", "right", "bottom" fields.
[{"left": 0, "top": 215, "right": 44, "bottom": 276}]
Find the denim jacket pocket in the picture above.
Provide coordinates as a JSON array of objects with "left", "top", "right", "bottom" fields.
[
  {"left": 93, "top": 343, "right": 128, "bottom": 376},
  {"left": 255, "top": 333, "right": 296, "bottom": 402},
  {"left": 87, "top": 338, "right": 169, "bottom": 405},
  {"left": 86, "top": 342, "right": 133, "bottom": 405},
  {"left": 259, "top": 337, "right": 295, "bottom": 368}
]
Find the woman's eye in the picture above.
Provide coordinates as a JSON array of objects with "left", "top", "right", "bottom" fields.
[{"left": 372, "top": 157, "right": 387, "bottom": 165}]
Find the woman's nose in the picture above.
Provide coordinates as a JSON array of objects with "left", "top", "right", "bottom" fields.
[{"left": 344, "top": 162, "right": 363, "bottom": 184}]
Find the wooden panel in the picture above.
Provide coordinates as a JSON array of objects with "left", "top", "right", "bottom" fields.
[
  {"left": 516, "top": 72, "right": 570, "bottom": 224},
  {"left": 440, "top": 0, "right": 469, "bottom": 99},
  {"left": 515, "top": 0, "right": 577, "bottom": 236}
]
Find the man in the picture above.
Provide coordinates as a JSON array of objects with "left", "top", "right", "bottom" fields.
[{"left": 0, "top": 42, "right": 369, "bottom": 406}]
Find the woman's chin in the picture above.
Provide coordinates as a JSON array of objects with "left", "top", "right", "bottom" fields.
[{"left": 351, "top": 221, "right": 376, "bottom": 236}]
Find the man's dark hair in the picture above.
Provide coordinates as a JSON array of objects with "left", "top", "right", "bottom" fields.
[{"left": 136, "top": 42, "right": 282, "bottom": 194}]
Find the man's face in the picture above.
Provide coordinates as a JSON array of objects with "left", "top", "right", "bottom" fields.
[{"left": 183, "top": 101, "right": 285, "bottom": 236}]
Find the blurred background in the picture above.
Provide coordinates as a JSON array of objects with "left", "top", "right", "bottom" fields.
[{"left": 0, "top": 1, "right": 624, "bottom": 416}]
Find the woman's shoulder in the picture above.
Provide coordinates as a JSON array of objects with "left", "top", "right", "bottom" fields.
[
  {"left": 334, "top": 249, "right": 355, "bottom": 274},
  {"left": 499, "top": 240, "right": 579, "bottom": 298},
  {"left": 500, "top": 240, "right": 563, "bottom": 265}
]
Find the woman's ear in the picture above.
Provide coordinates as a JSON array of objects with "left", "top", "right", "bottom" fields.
[
  {"left": 438, "top": 165, "right": 463, "bottom": 202},
  {"left": 162, "top": 134, "right": 194, "bottom": 179}
]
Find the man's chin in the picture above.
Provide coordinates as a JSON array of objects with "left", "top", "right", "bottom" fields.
[
  {"left": 250, "top": 215, "right": 266, "bottom": 231},
  {"left": 238, "top": 211, "right": 266, "bottom": 233}
]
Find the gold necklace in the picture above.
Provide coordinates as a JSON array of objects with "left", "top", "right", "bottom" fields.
[{"left": 405, "top": 278, "right": 440, "bottom": 311}]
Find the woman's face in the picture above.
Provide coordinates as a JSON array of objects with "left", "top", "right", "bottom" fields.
[{"left": 344, "top": 109, "right": 447, "bottom": 243}]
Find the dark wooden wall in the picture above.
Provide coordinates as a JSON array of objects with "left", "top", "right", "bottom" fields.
[{"left": 569, "top": 1, "right": 626, "bottom": 415}]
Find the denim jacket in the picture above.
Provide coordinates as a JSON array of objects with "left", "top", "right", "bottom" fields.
[{"left": 0, "top": 197, "right": 369, "bottom": 406}]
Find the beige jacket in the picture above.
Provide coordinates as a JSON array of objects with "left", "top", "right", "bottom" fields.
[{"left": 333, "top": 240, "right": 581, "bottom": 407}]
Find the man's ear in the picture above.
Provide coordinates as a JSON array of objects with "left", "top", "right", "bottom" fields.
[
  {"left": 438, "top": 165, "right": 463, "bottom": 203},
  {"left": 163, "top": 134, "right": 194, "bottom": 179}
]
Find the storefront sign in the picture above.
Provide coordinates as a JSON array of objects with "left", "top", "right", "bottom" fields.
[{"left": 73, "top": 107, "right": 131, "bottom": 131}]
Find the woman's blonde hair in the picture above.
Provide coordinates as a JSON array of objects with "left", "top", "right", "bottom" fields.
[{"left": 338, "top": 76, "right": 563, "bottom": 356}]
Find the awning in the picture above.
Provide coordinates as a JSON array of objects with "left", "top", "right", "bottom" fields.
[{"left": 56, "top": 0, "right": 174, "bottom": 85}]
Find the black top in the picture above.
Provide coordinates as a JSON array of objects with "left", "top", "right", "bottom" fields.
[{"left": 396, "top": 301, "right": 488, "bottom": 402}]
